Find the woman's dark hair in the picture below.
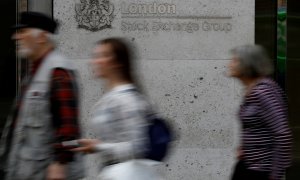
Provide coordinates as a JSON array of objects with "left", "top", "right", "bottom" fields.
[{"left": 97, "top": 37, "right": 133, "bottom": 82}]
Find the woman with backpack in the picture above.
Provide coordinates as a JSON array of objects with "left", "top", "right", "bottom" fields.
[{"left": 72, "top": 38, "right": 165, "bottom": 179}]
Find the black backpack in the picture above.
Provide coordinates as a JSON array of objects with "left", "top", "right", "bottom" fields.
[
  {"left": 145, "top": 115, "right": 172, "bottom": 161},
  {"left": 119, "top": 88, "right": 172, "bottom": 161}
]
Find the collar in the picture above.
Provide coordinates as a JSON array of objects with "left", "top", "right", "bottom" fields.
[
  {"left": 30, "top": 48, "right": 54, "bottom": 76},
  {"left": 110, "top": 84, "right": 136, "bottom": 94},
  {"left": 94, "top": 84, "right": 136, "bottom": 107}
]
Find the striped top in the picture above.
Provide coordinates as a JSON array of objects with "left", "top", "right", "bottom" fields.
[{"left": 239, "top": 78, "right": 292, "bottom": 180}]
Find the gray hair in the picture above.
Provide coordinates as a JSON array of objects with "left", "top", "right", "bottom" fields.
[{"left": 230, "top": 45, "right": 274, "bottom": 78}]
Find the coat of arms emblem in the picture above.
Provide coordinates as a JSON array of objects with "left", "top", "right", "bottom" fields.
[{"left": 75, "top": 0, "right": 114, "bottom": 31}]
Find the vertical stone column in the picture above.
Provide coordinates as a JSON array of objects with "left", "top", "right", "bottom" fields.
[
  {"left": 16, "top": 0, "right": 28, "bottom": 96},
  {"left": 28, "top": 0, "right": 52, "bottom": 17},
  {"left": 18, "top": 0, "right": 27, "bottom": 12}
]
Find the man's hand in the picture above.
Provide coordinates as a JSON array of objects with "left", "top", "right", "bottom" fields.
[
  {"left": 71, "top": 138, "right": 100, "bottom": 154},
  {"left": 46, "top": 162, "right": 66, "bottom": 180}
]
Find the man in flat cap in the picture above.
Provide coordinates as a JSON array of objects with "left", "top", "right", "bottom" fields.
[{"left": 0, "top": 12, "right": 83, "bottom": 180}]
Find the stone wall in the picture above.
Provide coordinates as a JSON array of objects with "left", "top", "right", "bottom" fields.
[{"left": 53, "top": 0, "right": 254, "bottom": 179}]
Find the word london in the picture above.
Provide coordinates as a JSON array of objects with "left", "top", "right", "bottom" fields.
[{"left": 121, "top": 2, "right": 176, "bottom": 15}]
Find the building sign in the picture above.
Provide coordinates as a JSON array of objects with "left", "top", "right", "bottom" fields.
[
  {"left": 56, "top": 0, "right": 253, "bottom": 59},
  {"left": 120, "top": 2, "right": 232, "bottom": 33},
  {"left": 75, "top": 0, "right": 232, "bottom": 33}
]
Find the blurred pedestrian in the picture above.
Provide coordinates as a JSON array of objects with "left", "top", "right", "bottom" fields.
[
  {"left": 228, "top": 45, "right": 292, "bottom": 180},
  {"left": 72, "top": 38, "right": 164, "bottom": 179},
  {"left": 0, "top": 12, "right": 83, "bottom": 180}
]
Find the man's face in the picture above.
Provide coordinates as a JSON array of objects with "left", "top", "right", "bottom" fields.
[{"left": 12, "top": 28, "right": 39, "bottom": 59}]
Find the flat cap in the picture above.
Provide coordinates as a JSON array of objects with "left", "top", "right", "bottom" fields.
[{"left": 13, "top": 11, "right": 58, "bottom": 33}]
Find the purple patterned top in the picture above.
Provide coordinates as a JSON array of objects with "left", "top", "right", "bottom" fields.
[{"left": 239, "top": 78, "right": 292, "bottom": 180}]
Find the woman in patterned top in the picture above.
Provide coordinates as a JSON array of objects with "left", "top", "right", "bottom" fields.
[
  {"left": 228, "top": 45, "right": 292, "bottom": 180},
  {"left": 72, "top": 38, "right": 162, "bottom": 179}
]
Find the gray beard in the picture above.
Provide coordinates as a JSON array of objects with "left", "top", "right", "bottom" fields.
[{"left": 17, "top": 48, "right": 32, "bottom": 58}]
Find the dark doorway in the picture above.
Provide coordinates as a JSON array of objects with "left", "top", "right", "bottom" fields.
[
  {"left": 0, "top": 1, "right": 17, "bottom": 134},
  {"left": 286, "top": 0, "right": 300, "bottom": 179},
  {"left": 255, "top": 0, "right": 277, "bottom": 62},
  {"left": 256, "top": 0, "right": 300, "bottom": 179},
  {"left": 0, "top": 0, "right": 17, "bottom": 179}
]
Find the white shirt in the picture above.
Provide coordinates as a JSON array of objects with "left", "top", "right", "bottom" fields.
[{"left": 91, "top": 84, "right": 154, "bottom": 164}]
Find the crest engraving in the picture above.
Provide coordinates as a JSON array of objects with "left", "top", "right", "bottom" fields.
[{"left": 75, "top": 0, "right": 114, "bottom": 31}]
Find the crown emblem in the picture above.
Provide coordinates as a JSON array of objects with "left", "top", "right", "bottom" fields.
[{"left": 75, "top": 0, "right": 114, "bottom": 31}]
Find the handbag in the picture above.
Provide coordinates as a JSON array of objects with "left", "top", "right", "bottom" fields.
[{"left": 97, "top": 159, "right": 165, "bottom": 180}]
